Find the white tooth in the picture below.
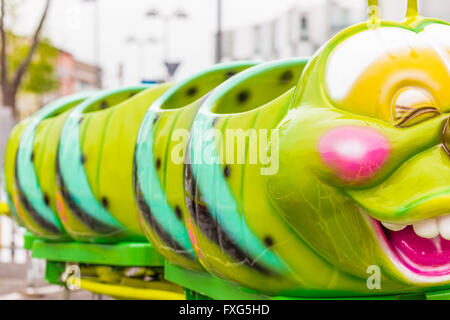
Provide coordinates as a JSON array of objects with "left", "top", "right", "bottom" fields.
[
  {"left": 381, "top": 222, "right": 407, "bottom": 231},
  {"left": 413, "top": 218, "right": 439, "bottom": 238},
  {"left": 438, "top": 214, "right": 450, "bottom": 241}
]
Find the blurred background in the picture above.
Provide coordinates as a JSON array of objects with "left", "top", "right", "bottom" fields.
[{"left": 0, "top": 0, "right": 449, "bottom": 299}]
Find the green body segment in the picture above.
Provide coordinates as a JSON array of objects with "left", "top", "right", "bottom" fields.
[
  {"left": 184, "top": 58, "right": 359, "bottom": 295},
  {"left": 56, "top": 85, "right": 171, "bottom": 242},
  {"left": 3, "top": 93, "right": 93, "bottom": 240},
  {"left": 134, "top": 62, "right": 258, "bottom": 271},
  {"left": 4, "top": 119, "right": 39, "bottom": 231}
]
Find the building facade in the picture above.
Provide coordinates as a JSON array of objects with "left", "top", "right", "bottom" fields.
[
  {"left": 220, "top": 0, "right": 366, "bottom": 61},
  {"left": 57, "top": 50, "right": 102, "bottom": 96},
  {"left": 15, "top": 49, "right": 102, "bottom": 119},
  {"left": 219, "top": 0, "right": 450, "bottom": 62}
]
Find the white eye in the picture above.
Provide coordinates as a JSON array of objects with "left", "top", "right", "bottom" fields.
[{"left": 393, "top": 89, "right": 439, "bottom": 127}]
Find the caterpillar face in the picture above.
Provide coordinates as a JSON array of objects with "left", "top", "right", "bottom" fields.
[{"left": 268, "top": 19, "right": 450, "bottom": 289}]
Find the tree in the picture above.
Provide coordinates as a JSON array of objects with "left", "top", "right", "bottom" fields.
[
  {"left": 0, "top": 0, "right": 52, "bottom": 118},
  {"left": 14, "top": 37, "right": 59, "bottom": 100}
]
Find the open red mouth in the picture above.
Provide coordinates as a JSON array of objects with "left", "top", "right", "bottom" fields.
[
  {"left": 359, "top": 206, "right": 450, "bottom": 280},
  {"left": 382, "top": 225, "right": 450, "bottom": 276},
  {"left": 362, "top": 213, "right": 450, "bottom": 281}
]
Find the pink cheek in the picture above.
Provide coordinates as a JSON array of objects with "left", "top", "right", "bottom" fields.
[{"left": 318, "top": 126, "right": 390, "bottom": 183}]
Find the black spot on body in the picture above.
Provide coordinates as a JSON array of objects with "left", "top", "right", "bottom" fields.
[
  {"left": 100, "top": 101, "right": 108, "bottom": 109},
  {"left": 224, "top": 165, "right": 231, "bottom": 178},
  {"left": 237, "top": 90, "right": 250, "bottom": 103},
  {"left": 186, "top": 87, "right": 198, "bottom": 96},
  {"left": 264, "top": 236, "right": 274, "bottom": 247},
  {"left": 175, "top": 206, "right": 183, "bottom": 220},
  {"left": 101, "top": 197, "right": 109, "bottom": 209},
  {"left": 153, "top": 114, "right": 159, "bottom": 124},
  {"left": 30, "top": 152, "right": 34, "bottom": 162},
  {"left": 225, "top": 70, "right": 236, "bottom": 79},
  {"left": 43, "top": 193, "right": 50, "bottom": 206},
  {"left": 155, "top": 158, "right": 161, "bottom": 170},
  {"left": 81, "top": 154, "right": 87, "bottom": 164},
  {"left": 280, "top": 70, "right": 294, "bottom": 84}
]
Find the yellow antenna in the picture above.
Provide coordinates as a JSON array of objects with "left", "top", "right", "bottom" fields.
[
  {"left": 406, "top": 0, "right": 419, "bottom": 19},
  {"left": 367, "top": 0, "right": 380, "bottom": 28},
  {"left": 367, "top": 0, "right": 380, "bottom": 20}
]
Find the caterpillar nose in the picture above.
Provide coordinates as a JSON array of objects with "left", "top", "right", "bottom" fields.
[{"left": 442, "top": 118, "right": 450, "bottom": 156}]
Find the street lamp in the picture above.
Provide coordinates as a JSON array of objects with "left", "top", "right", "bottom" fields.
[
  {"left": 82, "top": 0, "right": 100, "bottom": 65},
  {"left": 173, "top": 9, "right": 189, "bottom": 19},
  {"left": 125, "top": 36, "right": 159, "bottom": 81},
  {"left": 145, "top": 8, "right": 160, "bottom": 18},
  {"left": 216, "top": 0, "right": 223, "bottom": 63},
  {"left": 82, "top": 0, "right": 101, "bottom": 87},
  {"left": 144, "top": 8, "right": 188, "bottom": 79}
]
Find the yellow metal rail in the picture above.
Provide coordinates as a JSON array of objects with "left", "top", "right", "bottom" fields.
[{"left": 79, "top": 278, "right": 186, "bottom": 300}]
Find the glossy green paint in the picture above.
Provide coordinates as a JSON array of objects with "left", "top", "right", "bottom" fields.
[
  {"left": 135, "top": 62, "right": 258, "bottom": 271},
  {"left": 184, "top": 6, "right": 450, "bottom": 297},
  {"left": 187, "top": 58, "right": 403, "bottom": 297},
  {"left": 188, "top": 59, "right": 309, "bottom": 294},
  {"left": 3, "top": 93, "right": 93, "bottom": 239},
  {"left": 264, "top": 14, "right": 450, "bottom": 295},
  {"left": 4, "top": 1, "right": 450, "bottom": 299},
  {"left": 57, "top": 85, "right": 171, "bottom": 242}
]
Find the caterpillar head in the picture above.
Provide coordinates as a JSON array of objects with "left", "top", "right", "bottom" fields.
[{"left": 267, "top": 0, "right": 450, "bottom": 289}]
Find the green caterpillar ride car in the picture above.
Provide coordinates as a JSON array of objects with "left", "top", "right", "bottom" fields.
[{"left": 2, "top": 0, "right": 450, "bottom": 299}]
